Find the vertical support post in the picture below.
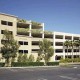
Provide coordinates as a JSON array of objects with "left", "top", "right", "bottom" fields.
[
  {"left": 53, "top": 32, "right": 56, "bottom": 61},
  {"left": 42, "top": 23, "right": 44, "bottom": 39},
  {"left": 63, "top": 34, "right": 65, "bottom": 59},
  {"left": 29, "top": 21, "right": 32, "bottom": 37},
  {"left": 72, "top": 35, "right": 74, "bottom": 62}
]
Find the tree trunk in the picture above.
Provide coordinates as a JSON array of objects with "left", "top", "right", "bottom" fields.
[
  {"left": 79, "top": 46, "right": 80, "bottom": 58},
  {"left": 76, "top": 47, "right": 77, "bottom": 58},
  {"left": 5, "top": 58, "right": 9, "bottom": 67},
  {"left": 67, "top": 47, "right": 68, "bottom": 58},
  {"left": 44, "top": 60, "right": 47, "bottom": 66},
  {"left": 8, "top": 57, "right": 12, "bottom": 67},
  {"left": 5, "top": 57, "right": 12, "bottom": 67},
  {"left": 72, "top": 47, "right": 74, "bottom": 63},
  {"left": 44, "top": 54, "right": 48, "bottom": 66}
]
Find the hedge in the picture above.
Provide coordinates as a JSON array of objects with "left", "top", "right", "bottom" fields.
[
  {"left": 0, "top": 63, "right": 5, "bottom": 67},
  {"left": 47, "top": 62, "right": 59, "bottom": 66},
  {"left": 60, "top": 58, "right": 80, "bottom": 63},
  {"left": 0, "top": 62, "right": 59, "bottom": 67},
  {"left": 12, "top": 62, "right": 44, "bottom": 67}
]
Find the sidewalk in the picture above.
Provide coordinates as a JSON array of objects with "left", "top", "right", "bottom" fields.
[{"left": 0, "top": 66, "right": 59, "bottom": 69}]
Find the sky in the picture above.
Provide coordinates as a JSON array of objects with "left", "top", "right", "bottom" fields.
[{"left": 0, "top": 0, "right": 80, "bottom": 34}]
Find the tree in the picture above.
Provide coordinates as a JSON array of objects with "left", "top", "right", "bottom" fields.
[
  {"left": 69, "top": 40, "right": 76, "bottom": 62},
  {"left": 74, "top": 40, "right": 79, "bottom": 58},
  {"left": 1, "top": 30, "right": 19, "bottom": 67},
  {"left": 28, "top": 54, "right": 34, "bottom": 62},
  {"left": 22, "top": 54, "right": 28, "bottom": 62},
  {"left": 64, "top": 40, "right": 70, "bottom": 58},
  {"left": 77, "top": 40, "right": 80, "bottom": 58},
  {"left": 38, "top": 39, "right": 54, "bottom": 65},
  {"left": 36, "top": 55, "right": 43, "bottom": 62},
  {"left": 17, "top": 54, "right": 23, "bottom": 62}
]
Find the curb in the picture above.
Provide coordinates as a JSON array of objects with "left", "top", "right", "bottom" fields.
[{"left": 0, "top": 66, "right": 59, "bottom": 69}]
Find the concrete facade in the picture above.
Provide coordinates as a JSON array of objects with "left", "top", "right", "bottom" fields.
[{"left": 0, "top": 13, "right": 80, "bottom": 62}]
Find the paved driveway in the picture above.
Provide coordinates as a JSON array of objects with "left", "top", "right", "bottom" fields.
[{"left": 0, "top": 65, "right": 80, "bottom": 80}]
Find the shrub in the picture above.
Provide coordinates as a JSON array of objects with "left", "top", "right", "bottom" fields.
[
  {"left": 28, "top": 62, "right": 44, "bottom": 66},
  {"left": 60, "top": 58, "right": 67, "bottom": 63},
  {"left": 65, "top": 58, "right": 72, "bottom": 62},
  {"left": 77, "top": 58, "right": 80, "bottom": 62},
  {"left": 73, "top": 58, "right": 80, "bottom": 62},
  {"left": 22, "top": 54, "right": 28, "bottom": 62},
  {"left": 0, "top": 63, "right": 5, "bottom": 67},
  {"left": 17, "top": 28, "right": 29, "bottom": 35},
  {"left": 12, "top": 62, "right": 44, "bottom": 67},
  {"left": 47, "top": 62, "right": 59, "bottom": 66},
  {"left": 17, "top": 54, "right": 23, "bottom": 62},
  {"left": 28, "top": 54, "right": 34, "bottom": 62},
  {"left": 60, "top": 58, "right": 80, "bottom": 63},
  {"left": 36, "top": 56, "right": 42, "bottom": 62},
  {"left": 60, "top": 58, "right": 72, "bottom": 63}
]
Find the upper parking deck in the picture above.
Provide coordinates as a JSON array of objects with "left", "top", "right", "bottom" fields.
[{"left": 17, "top": 18, "right": 43, "bottom": 29}]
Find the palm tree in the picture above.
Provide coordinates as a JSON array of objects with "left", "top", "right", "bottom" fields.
[
  {"left": 64, "top": 40, "right": 70, "bottom": 58},
  {"left": 69, "top": 40, "right": 77, "bottom": 62},
  {"left": 78, "top": 40, "right": 80, "bottom": 58},
  {"left": 74, "top": 40, "right": 79, "bottom": 58}
]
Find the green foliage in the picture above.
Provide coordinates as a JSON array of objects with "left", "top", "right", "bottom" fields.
[
  {"left": 18, "top": 19, "right": 26, "bottom": 23},
  {"left": 1, "top": 30, "right": 19, "bottom": 67},
  {"left": 18, "top": 54, "right": 34, "bottom": 62},
  {"left": 12, "top": 62, "right": 44, "bottom": 67},
  {"left": 46, "top": 47, "right": 54, "bottom": 61},
  {"left": 0, "top": 63, "right": 5, "bottom": 67},
  {"left": 22, "top": 54, "right": 28, "bottom": 62},
  {"left": 60, "top": 58, "right": 80, "bottom": 63},
  {"left": 60, "top": 58, "right": 71, "bottom": 63},
  {"left": 44, "top": 31, "right": 52, "bottom": 34},
  {"left": 31, "top": 29, "right": 41, "bottom": 34},
  {"left": 17, "top": 28, "right": 29, "bottom": 35},
  {"left": 73, "top": 58, "right": 80, "bottom": 62},
  {"left": 38, "top": 39, "right": 54, "bottom": 65},
  {"left": 32, "top": 21, "right": 41, "bottom": 26},
  {"left": 64, "top": 40, "right": 80, "bottom": 60},
  {"left": 64, "top": 40, "right": 70, "bottom": 48},
  {"left": 11, "top": 57, "right": 15, "bottom": 63},
  {"left": 64, "top": 40, "right": 70, "bottom": 58},
  {"left": 36, "top": 56, "right": 42, "bottom": 62},
  {"left": 17, "top": 54, "right": 23, "bottom": 62},
  {"left": 60, "top": 58, "right": 67, "bottom": 63},
  {"left": 47, "top": 62, "right": 59, "bottom": 66},
  {"left": 28, "top": 54, "right": 34, "bottom": 62}
]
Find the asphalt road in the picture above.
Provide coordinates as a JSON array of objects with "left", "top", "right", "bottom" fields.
[{"left": 0, "top": 65, "right": 80, "bottom": 80}]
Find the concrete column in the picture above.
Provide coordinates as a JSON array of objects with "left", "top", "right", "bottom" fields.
[
  {"left": 51, "top": 32, "right": 55, "bottom": 62},
  {"left": 53, "top": 32, "right": 56, "bottom": 61},
  {"left": 63, "top": 34, "right": 65, "bottom": 59},
  {"left": 42, "top": 23, "right": 44, "bottom": 39},
  {"left": 79, "top": 38, "right": 80, "bottom": 58},
  {"left": 72, "top": 35, "right": 74, "bottom": 60},
  {"left": 29, "top": 21, "right": 32, "bottom": 37}
]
